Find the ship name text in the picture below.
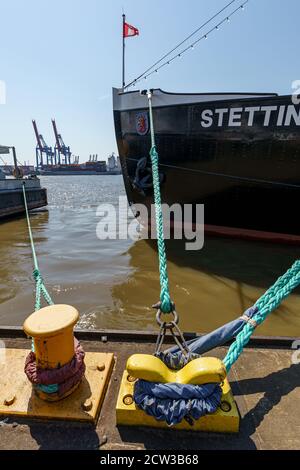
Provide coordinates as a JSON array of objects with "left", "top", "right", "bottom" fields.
[{"left": 200, "top": 104, "right": 300, "bottom": 128}]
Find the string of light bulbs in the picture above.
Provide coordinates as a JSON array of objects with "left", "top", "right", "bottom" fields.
[{"left": 124, "top": 0, "right": 249, "bottom": 90}]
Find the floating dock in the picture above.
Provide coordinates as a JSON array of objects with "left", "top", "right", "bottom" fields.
[{"left": 0, "top": 327, "right": 298, "bottom": 450}]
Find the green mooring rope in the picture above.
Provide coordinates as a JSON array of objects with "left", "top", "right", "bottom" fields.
[
  {"left": 23, "top": 184, "right": 57, "bottom": 394},
  {"left": 148, "top": 92, "right": 172, "bottom": 313},
  {"left": 22, "top": 183, "right": 53, "bottom": 311},
  {"left": 223, "top": 260, "right": 300, "bottom": 371}
]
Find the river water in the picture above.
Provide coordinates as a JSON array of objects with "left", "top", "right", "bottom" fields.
[{"left": 0, "top": 175, "right": 300, "bottom": 337}]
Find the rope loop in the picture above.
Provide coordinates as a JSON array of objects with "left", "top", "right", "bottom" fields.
[{"left": 156, "top": 308, "right": 179, "bottom": 328}]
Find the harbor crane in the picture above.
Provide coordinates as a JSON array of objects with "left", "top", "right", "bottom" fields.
[
  {"left": 51, "top": 119, "right": 72, "bottom": 165},
  {"left": 32, "top": 120, "right": 55, "bottom": 169}
]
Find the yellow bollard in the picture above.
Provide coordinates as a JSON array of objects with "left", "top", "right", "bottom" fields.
[
  {"left": 0, "top": 303, "right": 114, "bottom": 421},
  {"left": 23, "top": 304, "right": 79, "bottom": 369},
  {"left": 23, "top": 304, "right": 81, "bottom": 401}
]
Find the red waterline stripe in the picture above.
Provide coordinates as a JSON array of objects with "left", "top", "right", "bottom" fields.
[
  {"left": 147, "top": 218, "right": 300, "bottom": 245},
  {"left": 204, "top": 224, "right": 300, "bottom": 246}
]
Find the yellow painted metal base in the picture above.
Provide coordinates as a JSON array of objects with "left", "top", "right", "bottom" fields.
[
  {"left": 116, "top": 371, "right": 240, "bottom": 433},
  {"left": 0, "top": 348, "right": 114, "bottom": 423}
]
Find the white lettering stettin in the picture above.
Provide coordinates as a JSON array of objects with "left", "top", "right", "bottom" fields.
[{"left": 197, "top": 104, "right": 299, "bottom": 128}]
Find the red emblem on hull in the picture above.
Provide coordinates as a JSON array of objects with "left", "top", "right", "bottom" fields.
[{"left": 136, "top": 112, "right": 149, "bottom": 136}]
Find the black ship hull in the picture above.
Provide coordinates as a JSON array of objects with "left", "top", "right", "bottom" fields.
[{"left": 113, "top": 88, "right": 300, "bottom": 242}]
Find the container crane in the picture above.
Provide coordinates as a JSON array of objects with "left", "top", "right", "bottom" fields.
[
  {"left": 32, "top": 120, "right": 55, "bottom": 169},
  {"left": 51, "top": 119, "right": 72, "bottom": 165}
]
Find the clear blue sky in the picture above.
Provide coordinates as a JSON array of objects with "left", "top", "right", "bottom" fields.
[{"left": 0, "top": 0, "right": 299, "bottom": 165}]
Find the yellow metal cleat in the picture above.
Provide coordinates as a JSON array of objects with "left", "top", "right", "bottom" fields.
[
  {"left": 116, "top": 354, "right": 240, "bottom": 433},
  {"left": 126, "top": 354, "right": 227, "bottom": 385}
]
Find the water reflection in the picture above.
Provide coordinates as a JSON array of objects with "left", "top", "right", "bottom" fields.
[
  {"left": 0, "top": 210, "right": 49, "bottom": 310},
  {"left": 111, "top": 238, "right": 300, "bottom": 336}
]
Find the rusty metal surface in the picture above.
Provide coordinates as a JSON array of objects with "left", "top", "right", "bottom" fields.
[{"left": 0, "top": 335, "right": 299, "bottom": 450}]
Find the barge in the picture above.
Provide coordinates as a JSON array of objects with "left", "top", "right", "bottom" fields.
[
  {"left": 0, "top": 326, "right": 299, "bottom": 450},
  {"left": 0, "top": 146, "right": 47, "bottom": 219},
  {"left": 0, "top": 178, "right": 47, "bottom": 219}
]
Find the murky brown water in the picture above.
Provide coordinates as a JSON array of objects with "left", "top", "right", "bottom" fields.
[{"left": 0, "top": 175, "right": 300, "bottom": 337}]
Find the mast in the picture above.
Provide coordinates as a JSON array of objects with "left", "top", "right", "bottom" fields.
[{"left": 122, "top": 13, "right": 125, "bottom": 90}]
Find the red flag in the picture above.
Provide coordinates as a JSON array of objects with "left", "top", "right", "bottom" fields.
[{"left": 123, "top": 22, "right": 139, "bottom": 38}]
